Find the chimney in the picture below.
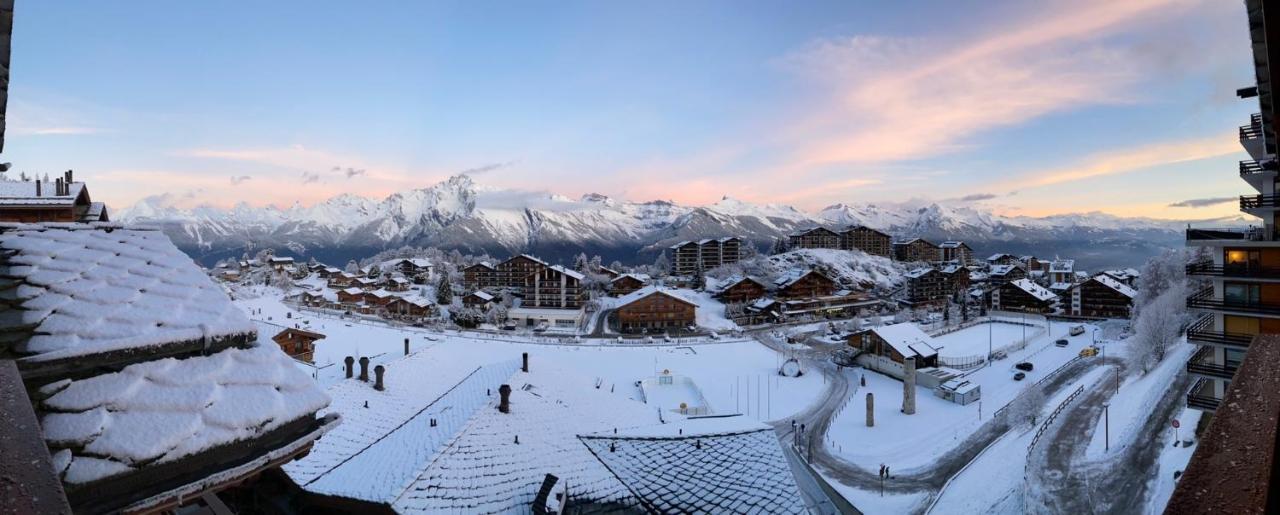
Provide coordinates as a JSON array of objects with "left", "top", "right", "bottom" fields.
[
  {"left": 344, "top": 356, "right": 354, "bottom": 378},
  {"left": 374, "top": 365, "right": 385, "bottom": 391},
  {"left": 359, "top": 356, "right": 370, "bottom": 382},
  {"left": 498, "top": 384, "right": 512, "bottom": 413},
  {"left": 522, "top": 352, "right": 529, "bottom": 373},
  {"left": 65, "top": 170, "right": 73, "bottom": 184},
  {"left": 34, "top": 180, "right": 40, "bottom": 197},
  {"left": 404, "top": 337, "right": 410, "bottom": 356}
]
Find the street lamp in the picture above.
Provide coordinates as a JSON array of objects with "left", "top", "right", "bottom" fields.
[{"left": 1103, "top": 401, "right": 1110, "bottom": 452}]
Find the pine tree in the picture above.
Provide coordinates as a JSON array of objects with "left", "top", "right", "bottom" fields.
[
  {"left": 345, "top": 259, "right": 360, "bottom": 274},
  {"left": 771, "top": 238, "right": 790, "bottom": 255},
  {"left": 436, "top": 275, "right": 454, "bottom": 305},
  {"left": 653, "top": 253, "right": 670, "bottom": 276}
]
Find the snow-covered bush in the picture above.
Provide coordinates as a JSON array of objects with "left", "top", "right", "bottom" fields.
[{"left": 1006, "top": 385, "right": 1047, "bottom": 428}]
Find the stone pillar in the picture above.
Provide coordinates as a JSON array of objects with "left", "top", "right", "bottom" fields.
[
  {"left": 903, "top": 357, "right": 917, "bottom": 415},
  {"left": 498, "top": 384, "right": 512, "bottom": 413},
  {"left": 404, "top": 337, "right": 410, "bottom": 356},
  {"left": 359, "top": 357, "right": 370, "bottom": 382},
  {"left": 866, "top": 392, "right": 875, "bottom": 427},
  {"left": 522, "top": 352, "right": 529, "bottom": 373},
  {"left": 374, "top": 365, "right": 385, "bottom": 391},
  {"left": 344, "top": 356, "right": 354, "bottom": 379}
]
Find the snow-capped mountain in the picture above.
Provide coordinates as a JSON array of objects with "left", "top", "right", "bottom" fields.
[{"left": 116, "top": 174, "right": 1225, "bottom": 270}]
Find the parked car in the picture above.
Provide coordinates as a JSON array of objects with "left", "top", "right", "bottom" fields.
[
  {"left": 1069, "top": 325, "right": 1086, "bottom": 336},
  {"left": 1013, "top": 372, "right": 1026, "bottom": 381},
  {"left": 1080, "top": 346, "right": 1099, "bottom": 357},
  {"left": 1055, "top": 339, "right": 1069, "bottom": 347},
  {"left": 1015, "top": 362, "right": 1034, "bottom": 372}
]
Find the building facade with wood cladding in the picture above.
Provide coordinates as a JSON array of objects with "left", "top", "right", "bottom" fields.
[
  {"left": 774, "top": 270, "right": 838, "bottom": 299},
  {"left": 788, "top": 227, "right": 840, "bottom": 250},
  {"left": 272, "top": 327, "right": 326, "bottom": 363},
  {"left": 840, "top": 226, "right": 891, "bottom": 257},
  {"left": 1063, "top": 274, "right": 1135, "bottom": 319},
  {"left": 989, "top": 278, "right": 1057, "bottom": 314},
  {"left": 715, "top": 276, "right": 769, "bottom": 304},
  {"left": 904, "top": 268, "right": 948, "bottom": 307},
  {"left": 939, "top": 241, "right": 973, "bottom": 264},
  {"left": 523, "top": 264, "right": 585, "bottom": 309},
  {"left": 615, "top": 288, "right": 697, "bottom": 333},
  {"left": 609, "top": 273, "right": 650, "bottom": 296},
  {"left": 0, "top": 171, "right": 109, "bottom": 223},
  {"left": 496, "top": 254, "right": 548, "bottom": 292},
  {"left": 463, "top": 261, "right": 499, "bottom": 292},
  {"left": 667, "top": 237, "right": 743, "bottom": 276},
  {"left": 892, "top": 238, "right": 941, "bottom": 263}
]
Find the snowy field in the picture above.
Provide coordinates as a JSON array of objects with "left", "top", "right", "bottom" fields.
[
  {"left": 932, "top": 321, "right": 1044, "bottom": 360},
  {"left": 237, "top": 294, "right": 824, "bottom": 423},
  {"left": 826, "top": 320, "right": 1100, "bottom": 471}
]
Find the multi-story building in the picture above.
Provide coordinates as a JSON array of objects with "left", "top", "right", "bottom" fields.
[
  {"left": 939, "top": 241, "right": 973, "bottom": 264},
  {"left": 940, "top": 264, "right": 971, "bottom": 295},
  {"left": 1063, "top": 274, "right": 1135, "bottom": 319},
  {"left": 615, "top": 287, "right": 698, "bottom": 333},
  {"left": 788, "top": 227, "right": 841, "bottom": 250},
  {"left": 496, "top": 254, "right": 547, "bottom": 293},
  {"left": 989, "top": 279, "right": 1057, "bottom": 314},
  {"left": 1183, "top": 0, "right": 1280, "bottom": 414},
  {"left": 840, "top": 226, "right": 891, "bottom": 257},
  {"left": 666, "top": 237, "right": 742, "bottom": 275},
  {"left": 1047, "top": 259, "right": 1076, "bottom": 284},
  {"left": 987, "top": 264, "right": 1026, "bottom": 287},
  {"left": 714, "top": 276, "right": 769, "bottom": 304},
  {"left": 462, "top": 261, "right": 499, "bottom": 292},
  {"left": 523, "top": 264, "right": 584, "bottom": 309},
  {"left": 774, "top": 270, "right": 838, "bottom": 299},
  {"left": 904, "top": 268, "right": 948, "bottom": 307},
  {"left": 892, "top": 238, "right": 941, "bottom": 263}
]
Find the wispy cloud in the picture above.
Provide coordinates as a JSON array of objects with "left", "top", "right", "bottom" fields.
[
  {"left": 1006, "top": 132, "right": 1237, "bottom": 190},
  {"left": 230, "top": 175, "right": 252, "bottom": 185},
  {"left": 1169, "top": 196, "right": 1236, "bottom": 208},
  {"left": 946, "top": 193, "right": 999, "bottom": 203},
  {"left": 460, "top": 161, "right": 515, "bottom": 176},
  {"left": 776, "top": 0, "right": 1205, "bottom": 168},
  {"left": 300, "top": 171, "right": 321, "bottom": 184}
]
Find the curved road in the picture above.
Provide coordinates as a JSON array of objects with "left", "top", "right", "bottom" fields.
[{"left": 754, "top": 327, "right": 1151, "bottom": 513}]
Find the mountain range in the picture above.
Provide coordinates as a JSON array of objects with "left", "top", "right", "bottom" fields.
[{"left": 116, "top": 174, "right": 1239, "bottom": 270}]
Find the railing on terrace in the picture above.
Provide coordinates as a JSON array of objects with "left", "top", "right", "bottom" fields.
[
  {"left": 1186, "top": 260, "right": 1280, "bottom": 280},
  {"left": 1186, "top": 377, "right": 1222, "bottom": 412},
  {"left": 1239, "top": 159, "right": 1275, "bottom": 176},
  {"left": 1185, "top": 314, "right": 1255, "bottom": 349},
  {"left": 1187, "top": 346, "right": 1240, "bottom": 380},
  {"left": 1241, "top": 194, "right": 1280, "bottom": 209},
  {"left": 1241, "top": 113, "right": 1264, "bottom": 141},
  {"left": 1186, "top": 287, "right": 1280, "bottom": 315},
  {"left": 1185, "top": 227, "right": 1267, "bottom": 241}
]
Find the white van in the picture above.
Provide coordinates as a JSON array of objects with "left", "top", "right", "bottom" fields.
[{"left": 1069, "top": 325, "right": 1085, "bottom": 337}]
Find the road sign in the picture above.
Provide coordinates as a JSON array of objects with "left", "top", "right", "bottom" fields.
[{"left": 1172, "top": 419, "right": 1180, "bottom": 429}]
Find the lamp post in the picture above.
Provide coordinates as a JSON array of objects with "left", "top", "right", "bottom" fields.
[{"left": 1103, "top": 401, "right": 1110, "bottom": 452}]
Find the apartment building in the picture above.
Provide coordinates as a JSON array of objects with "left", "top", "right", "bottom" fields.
[
  {"left": 788, "top": 227, "right": 840, "bottom": 249},
  {"left": 892, "top": 238, "right": 941, "bottom": 263},
  {"left": 939, "top": 241, "right": 973, "bottom": 264},
  {"left": 523, "top": 264, "right": 585, "bottom": 309},
  {"left": 496, "top": 254, "right": 547, "bottom": 293},
  {"left": 840, "top": 226, "right": 892, "bottom": 257},
  {"left": 666, "top": 237, "right": 742, "bottom": 276}
]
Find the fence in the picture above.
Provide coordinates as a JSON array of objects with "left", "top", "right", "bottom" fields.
[
  {"left": 931, "top": 316, "right": 1046, "bottom": 371},
  {"left": 1026, "top": 384, "right": 1086, "bottom": 459},
  {"left": 993, "top": 355, "right": 1083, "bottom": 420}
]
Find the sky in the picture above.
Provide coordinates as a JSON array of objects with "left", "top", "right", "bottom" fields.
[{"left": 1, "top": 0, "right": 1258, "bottom": 220}]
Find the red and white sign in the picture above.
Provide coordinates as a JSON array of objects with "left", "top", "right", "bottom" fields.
[{"left": 1172, "top": 419, "right": 1180, "bottom": 429}]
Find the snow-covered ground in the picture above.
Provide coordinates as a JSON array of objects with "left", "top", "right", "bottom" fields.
[
  {"left": 931, "top": 321, "right": 1042, "bottom": 361},
  {"left": 1084, "top": 341, "right": 1192, "bottom": 459},
  {"left": 826, "top": 320, "right": 1099, "bottom": 471},
  {"left": 1144, "top": 406, "right": 1202, "bottom": 514},
  {"left": 237, "top": 293, "right": 822, "bottom": 423}
]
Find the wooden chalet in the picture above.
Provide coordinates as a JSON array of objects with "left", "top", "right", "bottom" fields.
[
  {"left": 328, "top": 272, "right": 357, "bottom": 289},
  {"left": 848, "top": 324, "right": 940, "bottom": 369},
  {"left": 0, "top": 171, "right": 110, "bottom": 223},
  {"left": 892, "top": 238, "right": 941, "bottom": 263},
  {"left": 775, "top": 270, "right": 838, "bottom": 300},
  {"left": 462, "top": 290, "right": 496, "bottom": 310},
  {"left": 336, "top": 287, "right": 365, "bottom": 304},
  {"left": 523, "top": 265, "right": 584, "bottom": 309},
  {"left": 940, "top": 264, "right": 971, "bottom": 294},
  {"left": 384, "top": 296, "right": 435, "bottom": 319},
  {"left": 986, "top": 253, "right": 1018, "bottom": 266},
  {"left": 939, "top": 241, "right": 973, "bottom": 264},
  {"left": 615, "top": 288, "right": 697, "bottom": 333},
  {"left": 268, "top": 256, "right": 295, "bottom": 271},
  {"left": 383, "top": 258, "right": 432, "bottom": 277},
  {"left": 990, "top": 278, "right": 1057, "bottom": 314},
  {"left": 788, "top": 227, "right": 840, "bottom": 250},
  {"left": 463, "top": 261, "right": 499, "bottom": 292},
  {"left": 1065, "top": 274, "right": 1136, "bottom": 319},
  {"left": 385, "top": 276, "right": 412, "bottom": 292},
  {"left": 496, "top": 254, "right": 548, "bottom": 292},
  {"left": 272, "top": 327, "right": 326, "bottom": 363},
  {"left": 840, "top": 226, "right": 891, "bottom": 257},
  {"left": 597, "top": 266, "right": 621, "bottom": 279},
  {"left": 987, "top": 264, "right": 1026, "bottom": 287},
  {"left": 715, "top": 276, "right": 769, "bottom": 304},
  {"left": 317, "top": 266, "right": 343, "bottom": 279},
  {"left": 609, "top": 273, "right": 650, "bottom": 296},
  {"left": 0, "top": 223, "right": 333, "bottom": 513}
]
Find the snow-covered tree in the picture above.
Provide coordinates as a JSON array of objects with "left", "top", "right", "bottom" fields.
[
  {"left": 1129, "top": 283, "right": 1187, "bottom": 374},
  {"left": 652, "top": 253, "right": 670, "bottom": 276},
  {"left": 485, "top": 303, "right": 508, "bottom": 324},
  {"left": 269, "top": 271, "right": 293, "bottom": 291},
  {"left": 345, "top": 259, "right": 360, "bottom": 274},
  {"left": 366, "top": 264, "right": 381, "bottom": 279},
  {"left": 436, "top": 275, "right": 454, "bottom": 305},
  {"left": 771, "top": 238, "right": 790, "bottom": 255},
  {"left": 1133, "top": 249, "right": 1188, "bottom": 317},
  {"left": 573, "top": 252, "right": 589, "bottom": 273}
]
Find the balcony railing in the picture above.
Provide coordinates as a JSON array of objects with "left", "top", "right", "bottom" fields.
[
  {"left": 1239, "top": 159, "right": 1277, "bottom": 176},
  {"left": 1187, "top": 260, "right": 1280, "bottom": 280},
  {"left": 1186, "top": 287, "right": 1280, "bottom": 315},
  {"left": 1187, "top": 377, "right": 1222, "bottom": 411},
  {"left": 1186, "top": 227, "right": 1267, "bottom": 242},
  {"left": 1242, "top": 194, "right": 1280, "bottom": 209},
  {"left": 1188, "top": 346, "right": 1240, "bottom": 380},
  {"left": 1186, "top": 314, "right": 1256, "bottom": 349},
  {"left": 1242, "top": 113, "right": 1264, "bottom": 141}
]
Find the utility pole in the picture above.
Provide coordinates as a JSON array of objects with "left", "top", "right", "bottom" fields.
[{"left": 1103, "top": 401, "right": 1110, "bottom": 452}]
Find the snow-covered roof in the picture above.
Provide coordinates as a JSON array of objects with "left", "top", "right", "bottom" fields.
[
  {"left": 1009, "top": 278, "right": 1058, "bottom": 302},
  {"left": 939, "top": 378, "right": 979, "bottom": 395},
  {"left": 468, "top": 290, "right": 495, "bottom": 301},
  {"left": 1049, "top": 282, "right": 1073, "bottom": 292},
  {"left": 1090, "top": 274, "right": 1137, "bottom": 299},
  {"left": 986, "top": 253, "right": 1013, "bottom": 262},
  {"left": 394, "top": 361, "right": 670, "bottom": 513},
  {"left": 866, "top": 323, "right": 938, "bottom": 359},
  {"left": 905, "top": 267, "right": 937, "bottom": 279},
  {"left": 577, "top": 415, "right": 806, "bottom": 514},
  {"left": 940, "top": 264, "right": 965, "bottom": 274},
  {"left": 268, "top": 256, "right": 294, "bottom": 264},
  {"left": 468, "top": 261, "right": 495, "bottom": 270},
  {"left": 0, "top": 180, "right": 85, "bottom": 205},
  {"left": 989, "top": 264, "right": 1021, "bottom": 276},
  {"left": 40, "top": 342, "right": 331, "bottom": 486},
  {"left": 1048, "top": 259, "right": 1074, "bottom": 273},
  {"left": 939, "top": 241, "right": 968, "bottom": 249},
  {"left": 610, "top": 272, "right": 651, "bottom": 283},
  {"left": 366, "top": 289, "right": 394, "bottom": 299},
  {"left": 512, "top": 253, "right": 548, "bottom": 266},
  {"left": 615, "top": 285, "right": 699, "bottom": 309},
  {"left": 82, "top": 202, "right": 108, "bottom": 222},
  {"left": 775, "top": 269, "right": 829, "bottom": 289},
  {"left": 323, "top": 266, "right": 342, "bottom": 274},
  {"left": 395, "top": 295, "right": 434, "bottom": 308},
  {"left": 547, "top": 264, "right": 585, "bottom": 281},
  {"left": 0, "top": 224, "right": 256, "bottom": 364}
]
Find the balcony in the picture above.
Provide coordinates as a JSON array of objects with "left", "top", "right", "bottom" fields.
[
  {"left": 1186, "top": 260, "right": 1280, "bottom": 280},
  {"left": 1187, "top": 346, "right": 1240, "bottom": 380},
  {"left": 1186, "top": 377, "right": 1222, "bottom": 412},
  {"left": 1185, "top": 226, "right": 1266, "bottom": 242},
  {"left": 1186, "top": 287, "right": 1280, "bottom": 316},
  {"left": 1242, "top": 194, "right": 1280, "bottom": 210},
  {"left": 1185, "top": 314, "right": 1256, "bottom": 349}
]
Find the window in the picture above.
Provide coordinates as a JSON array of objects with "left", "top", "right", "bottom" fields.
[{"left": 1224, "top": 283, "right": 1261, "bottom": 305}]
